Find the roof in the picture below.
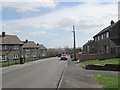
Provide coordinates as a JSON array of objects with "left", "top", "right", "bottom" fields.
[
  {"left": 38, "top": 44, "right": 47, "bottom": 50},
  {"left": 0, "top": 35, "right": 23, "bottom": 45},
  {"left": 22, "top": 41, "right": 39, "bottom": 49},
  {"left": 93, "top": 20, "right": 120, "bottom": 38},
  {"left": 83, "top": 40, "right": 94, "bottom": 46}
]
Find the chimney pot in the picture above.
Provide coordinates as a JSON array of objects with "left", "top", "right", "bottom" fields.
[
  {"left": 37, "top": 43, "right": 39, "bottom": 46},
  {"left": 111, "top": 20, "right": 114, "bottom": 25},
  {"left": 2, "top": 32, "right": 5, "bottom": 37},
  {"left": 25, "top": 39, "right": 28, "bottom": 43}
]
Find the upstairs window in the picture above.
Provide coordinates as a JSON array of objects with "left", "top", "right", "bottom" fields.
[
  {"left": 94, "top": 37, "right": 97, "bottom": 41},
  {"left": 2, "top": 45, "right": 7, "bottom": 50},
  {"left": 98, "top": 36, "right": 100, "bottom": 40},
  {"left": 101, "top": 34, "right": 104, "bottom": 40},
  {"left": 106, "top": 32, "right": 109, "bottom": 38},
  {"left": 25, "top": 49, "right": 30, "bottom": 52},
  {"left": 13, "top": 45, "right": 19, "bottom": 50}
]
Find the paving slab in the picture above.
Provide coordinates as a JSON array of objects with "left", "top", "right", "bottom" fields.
[{"left": 60, "top": 60, "right": 103, "bottom": 89}]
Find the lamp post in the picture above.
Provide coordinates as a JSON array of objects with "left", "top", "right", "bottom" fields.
[{"left": 72, "top": 25, "right": 77, "bottom": 61}]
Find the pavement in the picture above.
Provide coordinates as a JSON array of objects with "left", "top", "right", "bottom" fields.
[{"left": 60, "top": 59, "right": 103, "bottom": 89}]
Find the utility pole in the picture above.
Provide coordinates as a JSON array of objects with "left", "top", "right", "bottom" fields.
[{"left": 72, "top": 25, "right": 77, "bottom": 61}]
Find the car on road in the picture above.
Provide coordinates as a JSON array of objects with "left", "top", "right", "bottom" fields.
[{"left": 60, "top": 54, "right": 68, "bottom": 60}]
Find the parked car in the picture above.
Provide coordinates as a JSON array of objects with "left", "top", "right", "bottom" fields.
[
  {"left": 60, "top": 54, "right": 68, "bottom": 60},
  {"left": 57, "top": 54, "right": 61, "bottom": 57}
]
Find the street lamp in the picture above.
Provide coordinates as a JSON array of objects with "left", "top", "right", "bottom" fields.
[{"left": 72, "top": 25, "right": 77, "bottom": 61}]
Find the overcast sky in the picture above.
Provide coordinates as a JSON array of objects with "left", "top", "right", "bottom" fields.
[{"left": 1, "top": 0, "right": 119, "bottom": 48}]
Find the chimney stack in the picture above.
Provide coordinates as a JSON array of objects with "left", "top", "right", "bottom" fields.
[
  {"left": 2, "top": 32, "right": 5, "bottom": 37},
  {"left": 25, "top": 39, "right": 28, "bottom": 43},
  {"left": 110, "top": 20, "right": 114, "bottom": 25},
  {"left": 37, "top": 43, "right": 39, "bottom": 46}
]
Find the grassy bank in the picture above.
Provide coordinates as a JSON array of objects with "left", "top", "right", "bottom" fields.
[
  {"left": 94, "top": 74, "right": 119, "bottom": 90},
  {"left": 80, "top": 58, "right": 120, "bottom": 68}
]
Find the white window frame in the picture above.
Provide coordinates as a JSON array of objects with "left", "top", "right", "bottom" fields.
[
  {"left": 101, "top": 34, "right": 104, "bottom": 40},
  {"left": 2, "top": 45, "right": 7, "bottom": 50},
  {"left": 106, "top": 32, "right": 109, "bottom": 38},
  {"left": 87, "top": 45, "right": 90, "bottom": 52},
  {"left": 98, "top": 36, "right": 100, "bottom": 40}
]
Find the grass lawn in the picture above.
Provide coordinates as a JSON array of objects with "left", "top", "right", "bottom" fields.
[
  {"left": 94, "top": 74, "right": 120, "bottom": 90},
  {"left": 80, "top": 58, "right": 120, "bottom": 68}
]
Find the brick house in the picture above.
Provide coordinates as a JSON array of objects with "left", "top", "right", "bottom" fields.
[
  {"left": 0, "top": 32, "right": 23, "bottom": 61},
  {"left": 83, "top": 20, "right": 120, "bottom": 58},
  {"left": 22, "top": 40, "right": 39, "bottom": 59}
]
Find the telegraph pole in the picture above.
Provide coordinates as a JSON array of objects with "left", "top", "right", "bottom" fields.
[{"left": 73, "top": 25, "right": 77, "bottom": 61}]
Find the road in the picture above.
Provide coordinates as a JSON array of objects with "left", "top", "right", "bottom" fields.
[{"left": 2, "top": 57, "right": 68, "bottom": 88}]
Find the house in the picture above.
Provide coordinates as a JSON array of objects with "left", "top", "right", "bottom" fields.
[
  {"left": 37, "top": 43, "right": 47, "bottom": 57},
  {"left": 83, "top": 40, "right": 96, "bottom": 54},
  {"left": 83, "top": 20, "right": 120, "bottom": 58},
  {"left": 22, "top": 40, "right": 39, "bottom": 60},
  {"left": 0, "top": 32, "right": 23, "bottom": 61}
]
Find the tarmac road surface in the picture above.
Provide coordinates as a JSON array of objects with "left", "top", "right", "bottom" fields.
[{"left": 2, "top": 57, "right": 68, "bottom": 88}]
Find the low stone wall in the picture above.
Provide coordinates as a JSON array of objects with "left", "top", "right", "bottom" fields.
[
  {"left": 85, "top": 64, "right": 120, "bottom": 71},
  {"left": 77, "top": 54, "right": 97, "bottom": 61},
  {"left": 77, "top": 54, "right": 115, "bottom": 61}
]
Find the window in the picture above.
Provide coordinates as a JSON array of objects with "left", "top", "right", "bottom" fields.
[
  {"left": 13, "top": 55, "right": 15, "bottom": 59},
  {"left": 94, "top": 37, "right": 97, "bottom": 41},
  {"left": 2, "top": 55, "right": 7, "bottom": 60},
  {"left": 13, "top": 45, "right": 19, "bottom": 50},
  {"left": 106, "top": 45, "right": 109, "bottom": 53},
  {"left": 2, "top": 45, "right": 7, "bottom": 50},
  {"left": 13, "top": 54, "right": 19, "bottom": 59},
  {"left": 0, "top": 55, "right": 2, "bottom": 60},
  {"left": 25, "top": 49, "right": 30, "bottom": 52},
  {"left": 106, "top": 32, "right": 109, "bottom": 38},
  {"left": 101, "top": 34, "right": 104, "bottom": 39},
  {"left": 111, "top": 48, "right": 115, "bottom": 54},
  {"left": 98, "top": 36, "right": 100, "bottom": 40},
  {"left": 87, "top": 45, "right": 90, "bottom": 52},
  {"left": 0, "top": 45, "right": 2, "bottom": 50}
]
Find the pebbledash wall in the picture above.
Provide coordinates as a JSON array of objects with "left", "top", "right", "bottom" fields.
[{"left": 79, "top": 20, "right": 120, "bottom": 61}]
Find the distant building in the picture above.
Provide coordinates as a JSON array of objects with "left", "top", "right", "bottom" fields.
[
  {"left": 83, "top": 20, "right": 120, "bottom": 58},
  {"left": 37, "top": 43, "right": 47, "bottom": 57},
  {"left": 22, "top": 40, "right": 39, "bottom": 59},
  {"left": 0, "top": 32, "right": 23, "bottom": 61}
]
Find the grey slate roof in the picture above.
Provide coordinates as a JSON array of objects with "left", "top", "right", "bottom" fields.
[
  {"left": 22, "top": 41, "right": 39, "bottom": 49},
  {"left": 93, "top": 20, "right": 120, "bottom": 38},
  {"left": 0, "top": 35, "right": 23, "bottom": 45},
  {"left": 38, "top": 44, "right": 47, "bottom": 50},
  {"left": 83, "top": 40, "right": 94, "bottom": 46}
]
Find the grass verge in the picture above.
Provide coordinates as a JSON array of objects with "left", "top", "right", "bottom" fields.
[
  {"left": 0, "top": 59, "right": 19, "bottom": 67},
  {"left": 0, "top": 56, "right": 50, "bottom": 68},
  {"left": 80, "top": 58, "right": 120, "bottom": 68},
  {"left": 94, "top": 74, "right": 120, "bottom": 90}
]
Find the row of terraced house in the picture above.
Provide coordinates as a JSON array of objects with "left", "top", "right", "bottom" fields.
[
  {"left": 81, "top": 20, "right": 120, "bottom": 60},
  {"left": 0, "top": 32, "right": 47, "bottom": 61}
]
